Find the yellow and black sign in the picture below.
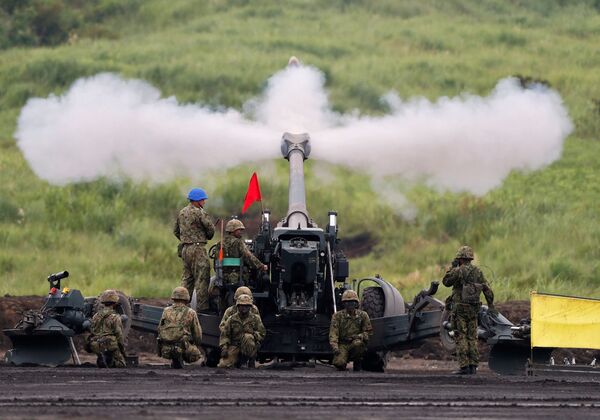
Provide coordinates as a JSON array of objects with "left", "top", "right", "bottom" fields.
[{"left": 531, "top": 291, "right": 600, "bottom": 350}]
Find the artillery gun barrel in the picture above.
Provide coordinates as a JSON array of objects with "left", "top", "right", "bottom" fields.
[{"left": 280, "top": 132, "right": 311, "bottom": 229}]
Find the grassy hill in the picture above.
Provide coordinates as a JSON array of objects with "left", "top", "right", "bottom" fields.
[{"left": 1, "top": 0, "right": 600, "bottom": 301}]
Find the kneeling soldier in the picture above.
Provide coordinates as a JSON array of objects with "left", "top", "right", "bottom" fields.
[
  {"left": 157, "top": 286, "right": 203, "bottom": 369},
  {"left": 219, "top": 286, "right": 260, "bottom": 333},
  {"left": 87, "top": 289, "right": 126, "bottom": 368},
  {"left": 329, "top": 290, "right": 373, "bottom": 371},
  {"left": 218, "top": 294, "right": 265, "bottom": 368}
]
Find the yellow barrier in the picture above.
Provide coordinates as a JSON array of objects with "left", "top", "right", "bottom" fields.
[{"left": 531, "top": 291, "right": 600, "bottom": 350}]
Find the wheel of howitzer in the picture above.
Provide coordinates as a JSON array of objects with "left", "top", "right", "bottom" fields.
[
  {"left": 360, "top": 287, "right": 387, "bottom": 372},
  {"left": 439, "top": 308, "right": 456, "bottom": 353},
  {"left": 361, "top": 287, "right": 385, "bottom": 318},
  {"left": 92, "top": 291, "right": 132, "bottom": 336}
]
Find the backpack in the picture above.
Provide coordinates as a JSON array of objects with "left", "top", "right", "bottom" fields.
[
  {"left": 158, "top": 308, "right": 188, "bottom": 343},
  {"left": 460, "top": 267, "right": 483, "bottom": 305}
]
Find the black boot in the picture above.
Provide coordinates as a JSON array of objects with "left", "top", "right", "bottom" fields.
[
  {"left": 96, "top": 354, "right": 107, "bottom": 368},
  {"left": 469, "top": 365, "right": 477, "bottom": 375},
  {"left": 171, "top": 355, "right": 183, "bottom": 369},
  {"left": 103, "top": 352, "right": 113, "bottom": 368},
  {"left": 453, "top": 366, "right": 470, "bottom": 375},
  {"left": 353, "top": 360, "right": 362, "bottom": 372},
  {"left": 247, "top": 358, "right": 256, "bottom": 369},
  {"left": 237, "top": 355, "right": 248, "bottom": 369}
]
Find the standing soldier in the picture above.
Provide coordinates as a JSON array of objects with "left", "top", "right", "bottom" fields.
[
  {"left": 86, "top": 290, "right": 126, "bottom": 368},
  {"left": 219, "top": 286, "right": 260, "bottom": 333},
  {"left": 218, "top": 294, "right": 266, "bottom": 368},
  {"left": 174, "top": 188, "right": 215, "bottom": 312},
  {"left": 215, "top": 219, "right": 268, "bottom": 308},
  {"left": 157, "top": 286, "right": 203, "bottom": 369},
  {"left": 442, "top": 245, "right": 495, "bottom": 375},
  {"left": 329, "top": 290, "right": 372, "bottom": 371}
]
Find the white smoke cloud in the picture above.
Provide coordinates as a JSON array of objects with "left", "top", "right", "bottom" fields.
[{"left": 15, "top": 64, "right": 573, "bottom": 198}]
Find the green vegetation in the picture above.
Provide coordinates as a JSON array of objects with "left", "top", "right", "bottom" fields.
[{"left": 1, "top": 0, "right": 600, "bottom": 301}]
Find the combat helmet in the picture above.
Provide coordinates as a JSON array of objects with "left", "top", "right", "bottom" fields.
[
  {"left": 100, "top": 289, "right": 119, "bottom": 304},
  {"left": 234, "top": 286, "right": 252, "bottom": 300},
  {"left": 341, "top": 290, "right": 359, "bottom": 302},
  {"left": 225, "top": 219, "right": 245, "bottom": 233},
  {"left": 188, "top": 188, "right": 208, "bottom": 202},
  {"left": 455, "top": 245, "right": 474, "bottom": 260},
  {"left": 171, "top": 286, "right": 190, "bottom": 302},
  {"left": 236, "top": 294, "right": 253, "bottom": 306}
]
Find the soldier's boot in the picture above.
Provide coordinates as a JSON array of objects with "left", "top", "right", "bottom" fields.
[
  {"left": 248, "top": 358, "right": 256, "bottom": 369},
  {"left": 237, "top": 354, "right": 248, "bottom": 369},
  {"left": 171, "top": 356, "right": 184, "bottom": 369},
  {"left": 453, "top": 366, "right": 470, "bottom": 375},
  {"left": 103, "top": 352, "right": 114, "bottom": 368},
  {"left": 353, "top": 360, "right": 362, "bottom": 372},
  {"left": 96, "top": 354, "right": 108, "bottom": 368},
  {"left": 335, "top": 365, "right": 347, "bottom": 372},
  {"left": 469, "top": 365, "right": 477, "bottom": 375}
]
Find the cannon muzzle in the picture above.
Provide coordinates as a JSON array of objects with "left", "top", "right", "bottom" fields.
[{"left": 280, "top": 132, "right": 311, "bottom": 229}]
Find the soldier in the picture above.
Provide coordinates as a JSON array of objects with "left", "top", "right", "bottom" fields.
[
  {"left": 218, "top": 294, "right": 266, "bottom": 368},
  {"left": 215, "top": 219, "right": 268, "bottom": 308},
  {"left": 87, "top": 290, "right": 126, "bottom": 368},
  {"left": 174, "top": 187, "right": 215, "bottom": 312},
  {"left": 442, "top": 245, "right": 495, "bottom": 375},
  {"left": 219, "top": 286, "right": 260, "bottom": 333},
  {"left": 157, "top": 286, "right": 203, "bottom": 369},
  {"left": 329, "top": 290, "right": 373, "bottom": 371}
]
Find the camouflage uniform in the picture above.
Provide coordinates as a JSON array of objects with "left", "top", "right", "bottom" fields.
[
  {"left": 87, "top": 306, "right": 126, "bottom": 368},
  {"left": 174, "top": 203, "right": 215, "bottom": 311},
  {"left": 157, "top": 302, "right": 203, "bottom": 364},
  {"left": 329, "top": 308, "right": 373, "bottom": 370},
  {"left": 220, "top": 234, "right": 265, "bottom": 285},
  {"left": 442, "top": 248, "right": 494, "bottom": 371},
  {"left": 219, "top": 303, "right": 260, "bottom": 333},
  {"left": 218, "top": 298, "right": 266, "bottom": 368}
]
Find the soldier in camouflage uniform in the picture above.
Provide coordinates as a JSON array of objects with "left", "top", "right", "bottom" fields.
[
  {"left": 329, "top": 290, "right": 373, "bottom": 371},
  {"left": 213, "top": 219, "right": 268, "bottom": 311},
  {"left": 222, "top": 219, "right": 268, "bottom": 282},
  {"left": 443, "top": 245, "right": 495, "bottom": 375},
  {"left": 174, "top": 188, "right": 215, "bottom": 312},
  {"left": 219, "top": 286, "right": 260, "bottom": 334},
  {"left": 218, "top": 294, "right": 266, "bottom": 368},
  {"left": 157, "top": 286, "right": 203, "bottom": 369},
  {"left": 86, "top": 290, "right": 126, "bottom": 368}
]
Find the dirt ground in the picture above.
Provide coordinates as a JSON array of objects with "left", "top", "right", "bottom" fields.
[{"left": 1, "top": 363, "right": 600, "bottom": 419}]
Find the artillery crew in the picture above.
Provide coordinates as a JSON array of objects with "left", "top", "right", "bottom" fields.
[
  {"left": 220, "top": 219, "right": 268, "bottom": 283},
  {"left": 86, "top": 289, "right": 126, "bottom": 368},
  {"left": 219, "top": 286, "right": 260, "bottom": 333},
  {"left": 174, "top": 188, "right": 215, "bottom": 312},
  {"left": 443, "top": 245, "right": 495, "bottom": 375},
  {"left": 329, "top": 290, "right": 373, "bottom": 371},
  {"left": 218, "top": 294, "right": 266, "bottom": 368},
  {"left": 157, "top": 286, "right": 203, "bottom": 369}
]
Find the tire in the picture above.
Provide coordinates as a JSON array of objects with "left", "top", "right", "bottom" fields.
[
  {"left": 361, "top": 287, "right": 385, "bottom": 319},
  {"left": 440, "top": 308, "right": 456, "bottom": 352},
  {"left": 116, "top": 291, "right": 132, "bottom": 337}
]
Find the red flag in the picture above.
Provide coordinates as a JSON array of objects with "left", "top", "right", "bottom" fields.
[{"left": 242, "top": 172, "right": 262, "bottom": 214}]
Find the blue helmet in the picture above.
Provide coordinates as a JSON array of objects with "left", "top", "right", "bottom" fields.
[{"left": 187, "top": 188, "right": 208, "bottom": 201}]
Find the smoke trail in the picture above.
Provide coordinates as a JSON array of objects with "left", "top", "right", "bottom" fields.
[{"left": 15, "top": 64, "right": 572, "bottom": 196}]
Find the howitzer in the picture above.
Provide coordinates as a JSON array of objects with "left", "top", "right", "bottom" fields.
[
  {"left": 3, "top": 271, "right": 133, "bottom": 366},
  {"left": 130, "top": 132, "right": 446, "bottom": 370}
]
